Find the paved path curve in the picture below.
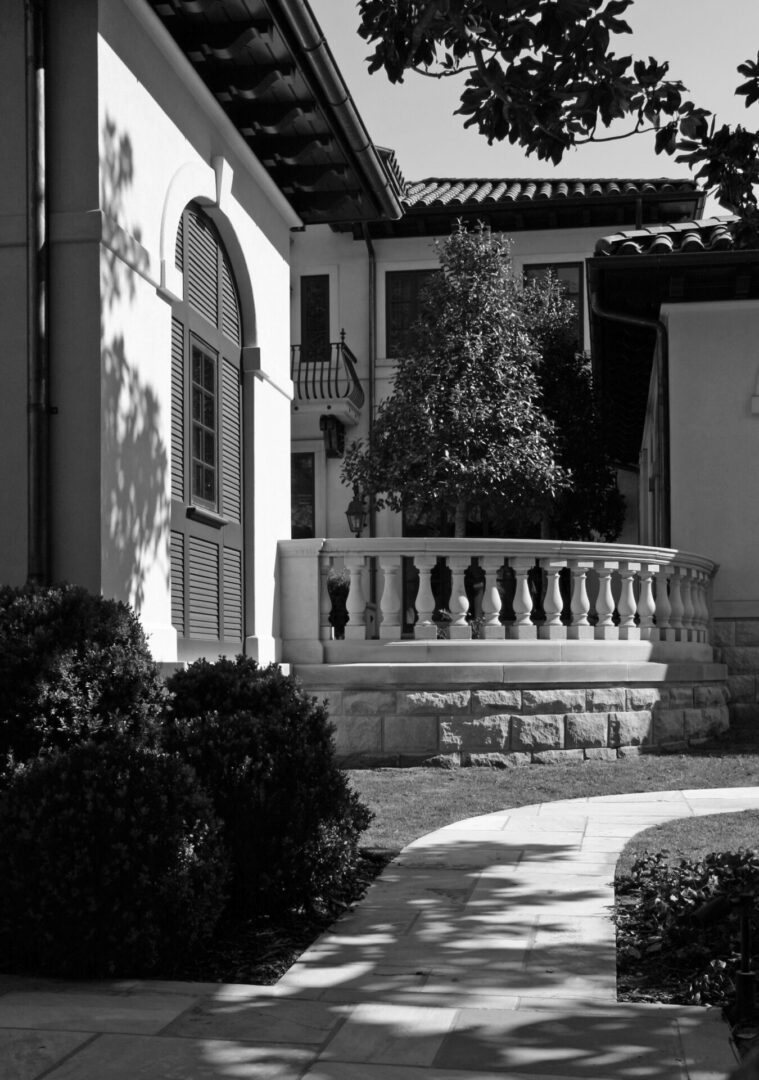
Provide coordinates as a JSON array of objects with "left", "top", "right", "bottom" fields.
[{"left": 3, "top": 787, "right": 759, "bottom": 1079}]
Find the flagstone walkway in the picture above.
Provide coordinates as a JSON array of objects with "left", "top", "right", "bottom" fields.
[{"left": 3, "top": 787, "right": 759, "bottom": 1079}]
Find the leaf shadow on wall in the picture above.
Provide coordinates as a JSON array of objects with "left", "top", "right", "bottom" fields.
[{"left": 99, "top": 116, "right": 170, "bottom": 615}]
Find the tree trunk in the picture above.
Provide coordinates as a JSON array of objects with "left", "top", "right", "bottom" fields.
[{"left": 454, "top": 500, "right": 467, "bottom": 538}]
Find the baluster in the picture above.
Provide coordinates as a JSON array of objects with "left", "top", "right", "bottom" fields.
[
  {"left": 638, "top": 564, "right": 657, "bottom": 641},
  {"left": 617, "top": 562, "right": 641, "bottom": 640},
  {"left": 509, "top": 557, "right": 537, "bottom": 639},
  {"left": 655, "top": 566, "right": 674, "bottom": 641},
  {"left": 319, "top": 554, "right": 332, "bottom": 641},
  {"left": 594, "top": 561, "right": 618, "bottom": 640},
  {"left": 378, "top": 554, "right": 402, "bottom": 639},
  {"left": 344, "top": 554, "right": 367, "bottom": 640},
  {"left": 699, "top": 574, "right": 712, "bottom": 639},
  {"left": 481, "top": 555, "right": 506, "bottom": 639},
  {"left": 414, "top": 554, "right": 438, "bottom": 640},
  {"left": 681, "top": 569, "right": 695, "bottom": 643},
  {"left": 568, "top": 560, "right": 594, "bottom": 639},
  {"left": 448, "top": 555, "right": 472, "bottom": 639},
  {"left": 699, "top": 570, "right": 712, "bottom": 643},
  {"left": 669, "top": 566, "right": 685, "bottom": 640},
  {"left": 539, "top": 559, "right": 567, "bottom": 639}
]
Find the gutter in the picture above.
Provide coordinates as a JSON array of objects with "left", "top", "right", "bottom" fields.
[
  {"left": 587, "top": 270, "right": 671, "bottom": 547},
  {"left": 24, "top": 0, "right": 50, "bottom": 584},
  {"left": 273, "top": 0, "right": 403, "bottom": 223}
]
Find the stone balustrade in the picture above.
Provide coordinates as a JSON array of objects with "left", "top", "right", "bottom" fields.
[{"left": 278, "top": 538, "right": 718, "bottom": 665}]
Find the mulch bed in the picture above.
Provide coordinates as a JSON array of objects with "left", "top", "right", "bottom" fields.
[{"left": 157, "top": 849, "right": 393, "bottom": 985}]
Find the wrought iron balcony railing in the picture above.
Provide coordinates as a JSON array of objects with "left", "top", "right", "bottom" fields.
[{"left": 290, "top": 334, "right": 365, "bottom": 411}]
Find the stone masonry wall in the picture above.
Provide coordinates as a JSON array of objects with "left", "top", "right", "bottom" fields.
[
  {"left": 313, "top": 682, "right": 730, "bottom": 767},
  {"left": 713, "top": 618, "right": 759, "bottom": 737}
]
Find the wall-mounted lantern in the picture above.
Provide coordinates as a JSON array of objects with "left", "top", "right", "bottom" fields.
[{"left": 345, "top": 487, "right": 368, "bottom": 537}]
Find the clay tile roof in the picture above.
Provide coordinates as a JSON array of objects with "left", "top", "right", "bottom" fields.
[
  {"left": 594, "top": 216, "right": 739, "bottom": 257},
  {"left": 400, "top": 176, "right": 700, "bottom": 211}
]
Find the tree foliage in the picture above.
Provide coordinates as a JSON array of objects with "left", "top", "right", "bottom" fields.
[
  {"left": 358, "top": 0, "right": 759, "bottom": 243},
  {"left": 342, "top": 222, "right": 621, "bottom": 539},
  {"left": 523, "top": 277, "right": 625, "bottom": 540}
]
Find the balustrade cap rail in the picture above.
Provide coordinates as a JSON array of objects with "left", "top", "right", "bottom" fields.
[{"left": 278, "top": 537, "right": 718, "bottom": 576}]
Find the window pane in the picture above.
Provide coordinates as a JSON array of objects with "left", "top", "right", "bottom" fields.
[
  {"left": 291, "top": 453, "right": 315, "bottom": 539},
  {"left": 524, "top": 263, "right": 583, "bottom": 345},
  {"left": 386, "top": 270, "right": 438, "bottom": 357},
  {"left": 191, "top": 339, "right": 218, "bottom": 506},
  {"left": 204, "top": 433, "right": 215, "bottom": 466},
  {"left": 203, "top": 391, "right": 215, "bottom": 428}
]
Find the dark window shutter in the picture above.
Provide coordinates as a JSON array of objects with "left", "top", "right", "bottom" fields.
[
  {"left": 188, "top": 536, "right": 220, "bottom": 639},
  {"left": 171, "top": 318, "right": 185, "bottom": 502},
  {"left": 221, "top": 253, "right": 241, "bottom": 345},
  {"left": 187, "top": 210, "right": 218, "bottom": 325},
  {"left": 223, "top": 549, "right": 243, "bottom": 640},
  {"left": 170, "top": 530, "right": 185, "bottom": 636},
  {"left": 221, "top": 359, "right": 242, "bottom": 521}
]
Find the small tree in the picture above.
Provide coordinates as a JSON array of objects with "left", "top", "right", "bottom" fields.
[{"left": 342, "top": 222, "right": 568, "bottom": 537}]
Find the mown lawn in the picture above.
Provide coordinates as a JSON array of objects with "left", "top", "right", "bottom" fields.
[{"left": 347, "top": 743, "right": 759, "bottom": 851}]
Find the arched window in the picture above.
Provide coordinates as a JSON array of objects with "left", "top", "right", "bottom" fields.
[{"left": 170, "top": 203, "right": 245, "bottom": 658}]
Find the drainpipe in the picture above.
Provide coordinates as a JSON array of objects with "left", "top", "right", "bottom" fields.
[
  {"left": 361, "top": 223, "right": 376, "bottom": 538},
  {"left": 24, "top": 0, "right": 50, "bottom": 584},
  {"left": 588, "top": 289, "right": 670, "bottom": 547}
]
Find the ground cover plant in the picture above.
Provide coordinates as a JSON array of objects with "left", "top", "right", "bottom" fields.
[{"left": 615, "top": 809, "right": 759, "bottom": 1008}]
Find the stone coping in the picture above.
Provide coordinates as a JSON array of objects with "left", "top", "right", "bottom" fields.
[{"left": 294, "top": 660, "right": 727, "bottom": 688}]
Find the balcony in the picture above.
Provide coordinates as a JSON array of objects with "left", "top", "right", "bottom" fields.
[
  {"left": 290, "top": 335, "right": 365, "bottom": 427},
  {"left": 279, "top": 537, "right": 728, "bottom": 763},
  {"left": 279, "top": 537, "right": 720, "bottom": 669}
]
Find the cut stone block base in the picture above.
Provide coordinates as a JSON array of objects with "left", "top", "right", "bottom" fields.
[{"left": 295, "top": 662, "right": 730, "bottom": 767}]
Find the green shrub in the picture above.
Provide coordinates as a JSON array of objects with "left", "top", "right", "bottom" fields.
[
  {"left": 163, "top": 657, "right": 372, "bottom": 915},
  {"left": 0, "top": 583, "right": 164, "bottom": 772},
  {"left": 616, "top": 849, "right": 759, "bottom": 1006},
  {"left": 0, "top": 737, "right": 228, "bottom": 977}
]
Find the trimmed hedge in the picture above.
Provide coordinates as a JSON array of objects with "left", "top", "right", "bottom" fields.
[
  {"left": 0, "top": 737, "right": 229, "bottom": 977},
  {"left": 163, "top": 657, "right": 372, "bottom": 915},
  {"left": 0, "top": 583, "right": 164, "bottom": 774}
]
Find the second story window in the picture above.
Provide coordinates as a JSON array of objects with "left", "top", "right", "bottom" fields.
[
  {"left": 386, "top": 269, "right": 438, "bottom": 358},
  {"left": 524, "top": 262, "right": 584, "bottom": 347},
  {"left": 301, "top": 274, "right": 330, "bottom": 363}
]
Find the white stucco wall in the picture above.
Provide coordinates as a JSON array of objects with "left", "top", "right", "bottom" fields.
[
  {"left": 0, "top": 0, "right": 296, "bottom": 664},
  {"left": 665, "top": 299, "right": 759, "bottom": 618},
  {"left": 94, "top": 1, "right": 295, "bottom": 663}
]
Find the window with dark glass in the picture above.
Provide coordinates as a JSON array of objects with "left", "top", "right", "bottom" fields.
[
  {"left": 300, "top": 275, "right": 330, "bottom": 363},
  {"left": 524, "top": 263, "right": 584, "bottom": 346},
  {"left": 291, "top": 453, "right": 315, "bottom": 539},
  {"left": 191, "top": 338, "right": 217, "bottom": 506},
  {"left": 386, "top": 269, "right": 438, "bottom": 357}
]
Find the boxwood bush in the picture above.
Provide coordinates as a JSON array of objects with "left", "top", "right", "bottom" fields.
[
  {"left": 0, "top": 736, "right": 228, "bottom": 977},
  {"left": 0, "top": 583, "right": 164, "bottom": 774},
  {"left": 162, "top": 657, "right": 372, "bottom": 915}
]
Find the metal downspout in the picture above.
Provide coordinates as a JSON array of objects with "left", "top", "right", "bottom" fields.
[
  {"left": 362, "top": 223, "right": 376, "bottom": 538},
  {"left": 24, "top": 0, "right": 50, "bottom": 584},
  {"left": 588, "top": 290, "right": 671, "bottom": 547}
]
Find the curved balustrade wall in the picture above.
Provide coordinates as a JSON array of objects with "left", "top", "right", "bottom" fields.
[{"left": 305, "top": 539, "right": 717, "bottom": 648}]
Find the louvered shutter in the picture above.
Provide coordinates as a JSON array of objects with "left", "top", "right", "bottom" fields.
[
  {"left": 187, "top": 210, "right": 218, "bottom": 325},
  {"left": 188, "top": 536, "right": 220, "bottom": 639},
  {"left": 221, "top": 359, "right": 242, "bottom": 522},
  {"left": 171, "top": 203, "right": 246, "bottom": 656},
  {"left": 171, "top": 318, "right": 184, "bottom": 502}
]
